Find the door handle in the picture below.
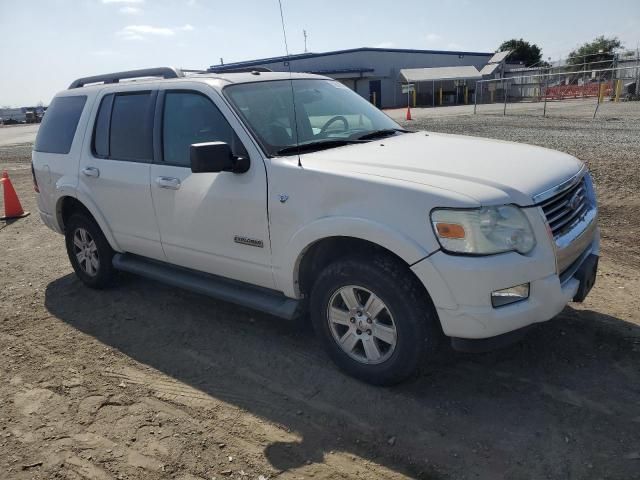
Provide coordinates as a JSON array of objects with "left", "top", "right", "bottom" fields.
[
  {"left": 155, "top": 176, "right": 181, "bottom": 190},
  {"left": 81, "top": 167, "right": 100, "bottom": 178}
]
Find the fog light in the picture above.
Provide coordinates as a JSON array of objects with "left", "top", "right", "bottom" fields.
[{"left": 491, "top": 283, "right": 530, "bottom": 308}]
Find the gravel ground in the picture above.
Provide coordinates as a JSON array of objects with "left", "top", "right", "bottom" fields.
[
  {"left": 1, "top": 111, "right": 640, "bottom": 480},
  {"left": 0, "top": 124, "right": 39, "bottom": 147}
]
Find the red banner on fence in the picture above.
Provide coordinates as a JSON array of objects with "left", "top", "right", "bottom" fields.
[{"left": 544, "top": 82, "right": 613, "bottom": 100}]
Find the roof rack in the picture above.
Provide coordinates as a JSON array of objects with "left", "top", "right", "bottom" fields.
[
  {"left": 207, "top": 66, "right": 273, "bottom": 74},
  {"left": 68, "top": 67, "right": 185, "bottom": 89}
]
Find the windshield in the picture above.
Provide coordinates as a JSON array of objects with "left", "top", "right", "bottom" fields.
[{"left": 224, "top": 79, "right": 403, "bottom": 156}]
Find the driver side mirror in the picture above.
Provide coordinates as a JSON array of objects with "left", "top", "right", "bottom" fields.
[{"left": 190, "top": 142, "right": 250, "bottom": 174}]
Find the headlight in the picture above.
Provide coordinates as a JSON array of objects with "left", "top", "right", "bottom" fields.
[{"left": 431, "top": 206, "right": 536, "bottom": 255}]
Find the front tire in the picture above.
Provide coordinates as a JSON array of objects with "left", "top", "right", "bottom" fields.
[
  {"left": 310, "top": 255, "right": 441, "bottom": 385},
  {"left": 65, "top": 213, "right": 116, "bottom": 289}
]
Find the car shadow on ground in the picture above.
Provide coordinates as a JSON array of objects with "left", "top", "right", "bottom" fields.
[{"left": 44, "top": 272, "right": 640, "bottom": 479}]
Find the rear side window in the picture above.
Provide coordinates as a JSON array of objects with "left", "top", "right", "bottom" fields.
[
  {"left": 109, "top": 92, "right": 154, "bottom": 162},
  {"left": 34, "top": 96, "right": 87, "bottom": 154},
  {"left": 92, "top": 91, "right": 155, "bottom": 162}
]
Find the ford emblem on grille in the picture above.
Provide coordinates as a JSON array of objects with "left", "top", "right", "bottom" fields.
[{"left": 568, "top": 193, "right": 581, "bottom": 211}]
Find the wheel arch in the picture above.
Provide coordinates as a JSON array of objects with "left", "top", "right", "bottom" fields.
[
  {"left": 281, "top": 217, "right": 431, "bottom": 296},
  {"left": 56, "top": 195, "right": 121, "bottom": 251},
  {"left": 298, "top": 235, "right": 446, "bottom": 342},
  {"left": 296, "top": 236, "right": 410, "bottom": 294},
  {"left": 282, "top": 218, "right": 432, "bottom": 297}
]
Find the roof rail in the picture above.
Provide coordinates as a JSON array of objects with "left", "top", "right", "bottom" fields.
[
  {"left": 68, "top": 67, "right": 184, "bottom": 89},
  {"left": 207, "top": 66, "right": 273, "bottom": 74}
]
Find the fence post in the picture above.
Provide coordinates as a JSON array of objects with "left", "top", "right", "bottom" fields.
[
  {"left": 614, "top": 79, "right": 622, "bottom": 102},
  {"left": 636, "top": 48, "right": 640, "bottom": 99},
  {"left": 503, "top": 79, "right": 508, "bottom": 116},
  {"left": 593, "top": 71, "right": 601, "bottom": 119},
  {"left": 474, "top": 81, "right": 478, "bottom": 114},
  {"left": 543, "top": 72, "right": 548, "bottom": 117}
]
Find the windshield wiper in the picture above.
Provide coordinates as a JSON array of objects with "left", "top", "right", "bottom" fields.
[
  {"left": 356, "top": 128, "right": 411, "bottom": 141},
  {"left": 276, "top": 139, "right": 365, "bottom": 156}
]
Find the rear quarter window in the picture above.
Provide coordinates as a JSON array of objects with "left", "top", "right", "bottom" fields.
[
  {"left": 34, "top": 95, "right": 87, "bottom": 154},
  {"left": 92, "top": 94, "right": 114, "bottom": 158}
]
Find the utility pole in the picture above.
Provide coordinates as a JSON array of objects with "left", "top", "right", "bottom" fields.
[{"left": 303, "top": 30, "right": 308, "bottom": 53}]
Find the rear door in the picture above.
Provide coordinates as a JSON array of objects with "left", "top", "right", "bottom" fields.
[
  {"left": 149, "top": 84, "right": 274, "bottom": 288},
  {"left": 78, "top": 88, "right": 164, "bottom": 260}
]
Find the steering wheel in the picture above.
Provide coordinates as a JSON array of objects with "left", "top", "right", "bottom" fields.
[{"left": 319, "top": 115, "right": 348, "bottom": 136}]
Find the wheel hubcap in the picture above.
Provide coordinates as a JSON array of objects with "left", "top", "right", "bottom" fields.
[
  {"left": 73, "top": 227, "right": 99, "bottom": 277},
  {"left": 327, "top": 285, "right": 397, "bottom": 365}
]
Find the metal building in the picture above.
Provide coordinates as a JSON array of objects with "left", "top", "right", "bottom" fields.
[{"left": 208, "top": 47, "right": 494, "bottom": 108}]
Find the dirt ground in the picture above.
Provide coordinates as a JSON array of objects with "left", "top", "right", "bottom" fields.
[{"left": 1, "top": 109, "right": 639, "bottom": 480}]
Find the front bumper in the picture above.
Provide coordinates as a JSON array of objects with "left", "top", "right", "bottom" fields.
[
  {"left": 411, "top": 210, "right": 599, "bottom": 340},
  {"left": 413, "top": 253, "right": 584, "bottom": 339}
]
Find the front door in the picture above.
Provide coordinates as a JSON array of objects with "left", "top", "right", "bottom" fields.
[{"left": 149, "top": 86, "right": 274, "bottom": 289}]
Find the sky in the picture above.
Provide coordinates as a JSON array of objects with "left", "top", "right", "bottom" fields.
[{"left": 1, "top": 0, "right": 639, "bottom": 106}]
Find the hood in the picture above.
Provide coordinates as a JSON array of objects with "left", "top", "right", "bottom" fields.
[{"left": 298, "top": 131, "right": 584, "bottom": 206}]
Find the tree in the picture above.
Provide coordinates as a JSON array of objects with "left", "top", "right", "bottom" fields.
[
  {"left": 567, "top": 36, "right": 623, "bottom": 69},
  {"left": 498, "top": 39, "right": 543, "bottom": 67}
]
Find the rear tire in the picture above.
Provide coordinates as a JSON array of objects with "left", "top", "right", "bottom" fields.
[
  {"left": 65, "top": 212, "right": 116, "bottom": 289},
  {"left": 310, "top": 254, "right": 441, "bottom": 385}
]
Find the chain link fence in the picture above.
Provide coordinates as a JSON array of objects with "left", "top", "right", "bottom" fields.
[{"left": 474, "top": 65, "right": 640, "bottom": 119}]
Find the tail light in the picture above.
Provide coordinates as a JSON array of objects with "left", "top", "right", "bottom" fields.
[{"left": 31, "top": 162, "right": 39, "bottom": 193}]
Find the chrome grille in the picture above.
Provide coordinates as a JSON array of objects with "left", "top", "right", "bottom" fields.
[{"left": 540, "top": 176, "right": 589, "bottom": 237}]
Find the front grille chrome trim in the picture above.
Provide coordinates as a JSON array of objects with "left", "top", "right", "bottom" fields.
[
  {"left": 552, "top": 200, "right": 597, "bottom": 274},
  {"left": 532, "top": 166, "right": 586, "bottom": 205},
  {"left": 535, "top": 169, "right": 598, "bottom": 275},
  {"left": 559, "top": 241, "right": 595, "bottom": 286},
  {"left": 544, "top": 187, "right": 585, "bottom": 220},
  {"left": 539, "top": 175, "right": 591, "bottom": 239}
]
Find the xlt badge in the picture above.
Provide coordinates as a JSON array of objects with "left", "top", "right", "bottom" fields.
[{"left": 234, "top": 236, "right": 264, "bottom": 248}]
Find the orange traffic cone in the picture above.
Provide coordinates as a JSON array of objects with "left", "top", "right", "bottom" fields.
[
  {"left": 406, "top": 106, "right": 412, "bottom": 121},
  {"left": 1, "top": 171, "right": 29, "bottom": 220}
]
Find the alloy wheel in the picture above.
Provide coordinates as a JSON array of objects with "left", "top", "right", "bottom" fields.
[
  {"left": 327, "top": 285, "right": 397, "bottom": 364},
  {"left": 73, "top": 227, "right": 100, "bottom": 277}
]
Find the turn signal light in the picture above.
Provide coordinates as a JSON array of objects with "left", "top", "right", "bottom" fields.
[{"left": 435, "top": 222, "right": 466, "bottom": 239}]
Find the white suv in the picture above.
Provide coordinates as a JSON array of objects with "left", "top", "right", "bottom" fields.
[{"left": 32, "top": 67, "right": 599, "bottom": 384}]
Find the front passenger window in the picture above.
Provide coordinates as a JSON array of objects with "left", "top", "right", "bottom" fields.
[{"left": 162, "top": 91, "right": 244, "bottom": 167}]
